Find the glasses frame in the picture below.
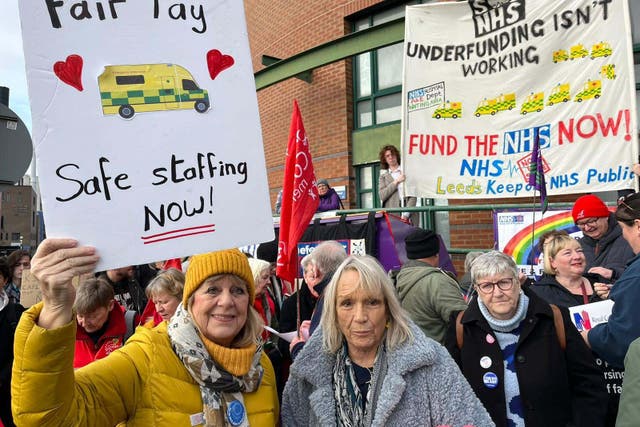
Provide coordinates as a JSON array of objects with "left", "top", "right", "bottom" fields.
[
  {"left": 575, "top": 217, "right": 601, "bottom": 229},
  {"left": 475, "top": 277, "right": 515, "bottom": 294}
]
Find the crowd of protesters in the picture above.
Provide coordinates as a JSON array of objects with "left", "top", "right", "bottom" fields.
[{"left": 3, "top": 190, "right": 640, "bottom": 426}]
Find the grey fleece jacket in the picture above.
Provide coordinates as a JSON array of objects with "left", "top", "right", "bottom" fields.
[{"left": 281, "top": 322, "right": 494, "bottom": 427}]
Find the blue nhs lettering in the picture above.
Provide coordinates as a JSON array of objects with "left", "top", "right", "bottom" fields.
[{"left": 503, "top": 125, "right": 551, "bottom": 155}]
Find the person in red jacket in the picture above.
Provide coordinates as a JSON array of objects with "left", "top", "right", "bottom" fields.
[{"left": 73, "top": 278, "right": 127, "bottom": 369}]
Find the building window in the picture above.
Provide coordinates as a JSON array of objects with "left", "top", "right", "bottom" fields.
[
  {"left": 352, "top": 1, "right": 437, "bottom": 129},
  {"left": 355, "top": 164, "right": 380, "bottom": 208},
  {"left": 11, "top": 233, "right": 20, "bottom": 241}
]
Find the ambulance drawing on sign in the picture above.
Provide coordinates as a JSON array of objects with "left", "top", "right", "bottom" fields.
[
  {"left": 98, "top": 64, "right": 210, "bottom": 119},
  {"left": 547, "top": 84, "right": 570, "bottom": 106},
  {"left": 591, "top": 42, "right": 613, "bottom": 59},
  {"left": 552, "top": 49, "right": 568, "bottom": 63},
  {"left": 570, "top": 44, "right": 589, "bottom": 60},
  {"left": 574, "top": 80, "right": 601, "bottom": 102},
  {"left": 520, "top": 92, "right": 544, "bottom": 115},
  {"left": 601, "top": 64, "right": 616, "bottom": 80},
  {"left": 432, "top": 101, "right": 462, "bottom": 119},
  {"left": 474, "top": 93, "right": 515, "bottom": 117}
]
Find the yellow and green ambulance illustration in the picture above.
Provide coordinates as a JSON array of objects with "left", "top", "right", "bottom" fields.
[
  {"left": 520, "top": 92, "right": 544, "bottom": 115},
  {"left": 601, "top": 64, "right": 616, "bottom": 79},
  {"left": 552, "top": 49, "right": 568, "bottom": 63},
  {"left": 591, "top": 42, "right": 613, "bottom": 59},
  {"left": 432, "top": 101, "right": 462, "bottom": 119},
  {"left": 547, "top": 84, "right": 570, "bottom": 106},
  {"left": 574, "top": 80, "right": 601, "bottom": 102},
  {"left": 98, "top": 64, "right": 210, "bottom": 119},
  {"left": 474, "top": 93, "right": 515, "bottom": 116},
  {"left": 570, "top": 44, "right": 589, "bottom": 60}
]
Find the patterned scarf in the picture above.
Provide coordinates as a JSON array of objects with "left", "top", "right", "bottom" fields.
[
  {"left": 333, "top": 342, "right": 387, "bottom": 427},
  {"left": 168, "top": 303, "right": 263, "bottom": 427}
]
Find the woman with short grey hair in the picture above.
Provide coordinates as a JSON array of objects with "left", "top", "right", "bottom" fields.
[
  {"left": 282, "top": 254, "right": 493, "bottom": 427},
  {"left": 446, "top": 250, "right": 606, "bottom": 427}
]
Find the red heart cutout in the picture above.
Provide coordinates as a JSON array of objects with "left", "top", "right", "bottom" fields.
[
  {"left": 53, "top": 54, "right": 84, "bottom": 91},
  {"left": 206, "top": 49, "right": 234, "bottom": 80}
]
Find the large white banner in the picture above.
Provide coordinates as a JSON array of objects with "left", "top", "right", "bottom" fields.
[
  {"left": 403, "top": 0, "right": 637, "bottom": 199},
  {"left": 19, "top": 0, "right": 273, "bottom": 270}
]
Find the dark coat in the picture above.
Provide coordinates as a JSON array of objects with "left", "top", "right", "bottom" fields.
[
  {"left": 532, "top": 274, "right": 602, "bottom": 307},
  {"left": 445, "top": 289, "right": 606, "bottom": 427},
  {"left": 578, "top": 213, "right": 634, "bottom": 280},
  {"left": 277, "top": 281, "right": 318, "bottom": 361},
  {"left": 589, "top": 253, "right": 640, "bottom": 368},
  {"left": 0, "top": 301, "right": 24, "bottom": 427}
]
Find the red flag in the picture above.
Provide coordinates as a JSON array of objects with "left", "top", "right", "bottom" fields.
[
  {"left": 162, "top": 258, "right": 182, "bottom": 271},
  {"left": 276, "top": 101, "right": 319, "bottom": 283}
]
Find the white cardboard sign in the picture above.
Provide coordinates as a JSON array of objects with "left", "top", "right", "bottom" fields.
[
  {"left": 19, "top": 0, "right": 273, "bottom": 270},
  {"left": 569, "top": 299, "right": 614, "bottom": 331}
]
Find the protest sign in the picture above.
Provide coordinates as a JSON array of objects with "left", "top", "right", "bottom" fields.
[
  {"left": 403, "top": 1, "right": 638, "bottom": 199},
  {"left": 496, "top": 209, "right": 583, "bottom": 276},
  {"left": 569, "top": 299, "right": 614, "bottom": 331},
  {"left": 20, "top": 269, "right": 90, "bottom": 307},
  {"left": 19, "top": 1, "right": 273, "bottom": 270},
  {"left": 19, "top": 270, "right": 41, "bottom": 308}
]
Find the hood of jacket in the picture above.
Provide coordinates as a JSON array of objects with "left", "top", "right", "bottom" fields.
[{"left": 395, "top": 259, "right": 440, "bottom": 300}]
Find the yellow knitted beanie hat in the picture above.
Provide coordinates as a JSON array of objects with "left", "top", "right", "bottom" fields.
[{"left": 183, "top": 249, "right": 255, "bottom": 307}]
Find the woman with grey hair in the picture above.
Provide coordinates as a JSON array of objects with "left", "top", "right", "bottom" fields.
[
  {"left": 445, "top": 250, "right": 606, "bottom": 427},
  {"left": 282, "top": 254, "right": 493, "bottom": 426},
  {"left": 144, "top": 268, "right": 184, "bottom": 325}
]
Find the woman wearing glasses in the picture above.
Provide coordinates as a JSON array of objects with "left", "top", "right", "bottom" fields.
[
  {"left": 584, "top": 192, "right": 640, "bottom": 368},
  {"left": 445, "top": 251, "right": 606, "bottom": 427}
]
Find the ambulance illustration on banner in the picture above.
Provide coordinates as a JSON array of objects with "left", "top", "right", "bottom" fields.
[
  {"left": 553, "top": 41, "right": 614, "bottom": 63},
  {"left": 570, "top": 44, "right": 589, "bottom": 60},
  {"left": 474, "top": 94, "right": 515, "bottom": 117},
  {"left": 552, "top": 49, "right": 568, "bottom": 63},
  {"left": 591, "top": 42, "right": 613, "bottom": 59},
  {"left": 98, "top": 63, "right": 210, "bottom": 119},
  {"left": 432, "top": 101, "right": 462, "bottom": 119},
  {"left": 520, "top": 92, "right": 544, "bottom": 115},
  {"left": 547, "top": 84, "right": 570, "bottom": 106},
  {"left": 601, "top": 64, "right": 616, "bottom": 79},
  {"left": 432, "top": 38, "right": 615, "bottom": 121},
  {"left": 574, "top": 80, "right": 601, "bottom": 102}
]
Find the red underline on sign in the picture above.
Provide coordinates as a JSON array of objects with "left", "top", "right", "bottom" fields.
[{"left": 141, "top": 224, "right": 215, "bottom": 244}]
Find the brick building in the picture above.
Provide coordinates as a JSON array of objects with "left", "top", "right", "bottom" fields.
[
  {"left": 0, "top": 180, "right": 40, "bottom": 255},
  {"left": 244, "top": 0, "right": 640, "bottom": 273}
]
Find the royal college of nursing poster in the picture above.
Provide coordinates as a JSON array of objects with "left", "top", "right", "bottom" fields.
[
  {"left": 19, "top": 0, "right": 273, "bottom": 270},
  {"left": 402, "top": 0, "right": 638, "bottom": 200}
]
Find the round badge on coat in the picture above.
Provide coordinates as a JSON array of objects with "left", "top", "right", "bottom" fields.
[
  {"left": 227, "top": 400, "right": 246, "bottom": 426},
  {"left": 480, "top": 356, "right": 492, "bottom": 369},
  {"left": 483, "top": 372, "right": 499, "bottom": 389}
]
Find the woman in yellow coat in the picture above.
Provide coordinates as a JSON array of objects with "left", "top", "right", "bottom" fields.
[{"left": 12, "top": 239, "right": 278, "bottom": 426}]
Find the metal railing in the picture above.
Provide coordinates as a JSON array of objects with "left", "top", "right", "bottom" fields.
[{"left": 335, "top": 202, "right": 575, "bottom": 254}]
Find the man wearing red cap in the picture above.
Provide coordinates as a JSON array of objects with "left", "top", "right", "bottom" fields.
[{"left": 572, "top": 194, "right": 634, "bottom": 281}]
